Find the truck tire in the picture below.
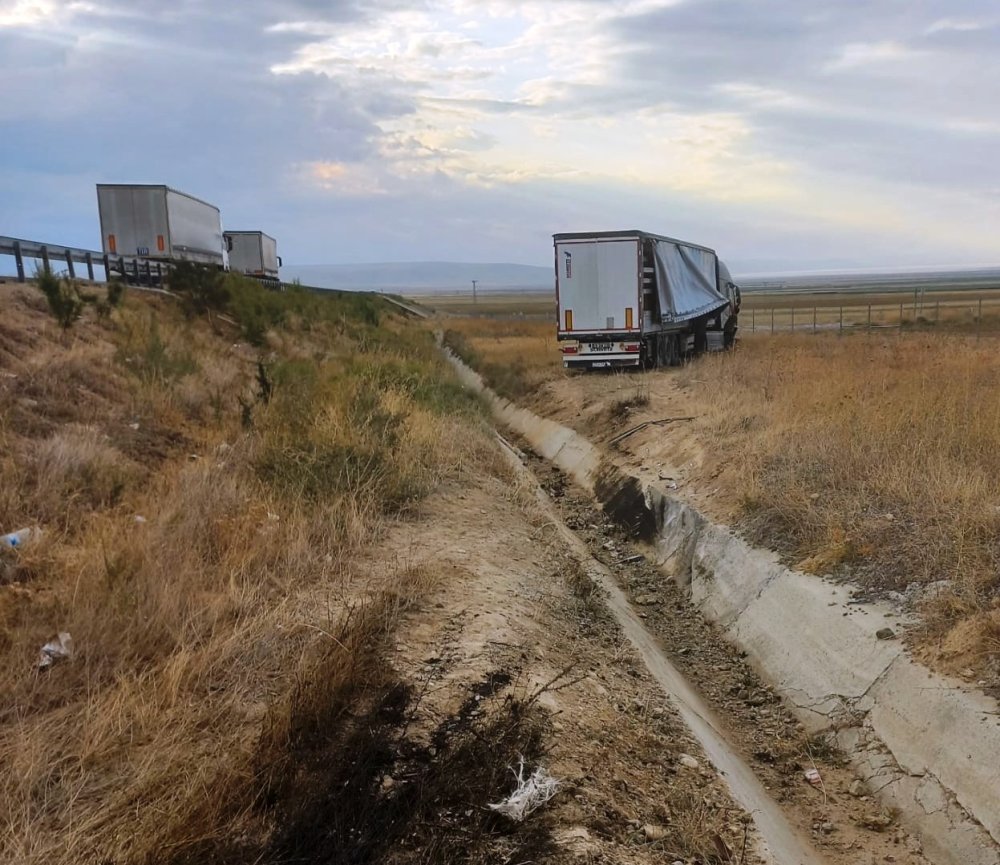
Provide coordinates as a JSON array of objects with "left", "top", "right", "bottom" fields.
[
  {"left": 724, "top": 315, "right": 738, "bottom": 349},
  {"left": 656, "top": 333, "right": 681, "bottom": 367},
  {"left": 693, "top": 318, "right": 708, "bottom": 355}
]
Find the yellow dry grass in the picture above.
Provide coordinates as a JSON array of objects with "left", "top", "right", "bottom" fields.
[
  {"left": 691, "top": 334, "right": 1000, "bottom": 672},
  {"left": 440, "top": 318, "right": 563, "bottom": 400},
  {"left": 0, "top": 285, "right": 501, "bottom": 863}
]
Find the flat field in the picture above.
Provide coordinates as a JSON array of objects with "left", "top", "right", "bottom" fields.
[{"left": 412, "top": 285, "right": 1000, "bottom": 332}]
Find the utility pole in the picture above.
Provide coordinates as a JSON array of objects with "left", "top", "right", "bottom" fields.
[{"left": 472, "top": 279, "right": 478, "bottom": 305}]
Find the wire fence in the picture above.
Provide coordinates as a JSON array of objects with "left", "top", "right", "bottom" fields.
[{"left": 745, "top": 297, "right": 1000, "bottom": 335}]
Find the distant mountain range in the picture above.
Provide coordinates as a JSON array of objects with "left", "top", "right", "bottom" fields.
[
  {"left": 281, "top": 261, "right": 553, "bottom": 292},
  {"left": 280, "top": 259, "right": 1000, "bottom": 294}
]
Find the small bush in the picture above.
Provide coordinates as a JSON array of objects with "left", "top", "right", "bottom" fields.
[
  {"left": 169, "top": 262, "right": 230, "bottom": 319},
  {"left": 36, "top": 270, "right": 84, "bottom": 330}
]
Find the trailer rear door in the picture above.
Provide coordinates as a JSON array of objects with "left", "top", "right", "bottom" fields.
[{"left": 556, "top": 237, "right": 639, "bottom": 336}]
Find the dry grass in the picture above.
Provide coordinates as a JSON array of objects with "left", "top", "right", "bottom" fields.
[
  {"left": 0, "top": 284, "right": 508, "bottom": 863},
  {"left": 677, "top": 333, "right": 1000, "bottom": 679},
  {"left": 442, "top": 318, "right": 563, "bottom": 400}
]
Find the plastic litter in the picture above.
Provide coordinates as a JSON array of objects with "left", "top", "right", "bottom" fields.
[
  {"left": 2, "top": 527, "right": 40, "bottom": 549},
  {"left": 488, "top": 756, "right": 560, "bottom": 822},
  {"left": 38, "top": 632, "right": 74, "bottom": 669},
  {"left": 804, "top": 768, "right": 823, "bottom": 787}
]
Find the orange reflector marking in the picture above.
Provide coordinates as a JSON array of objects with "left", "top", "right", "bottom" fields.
[
  {"left": 108, "top": 234, "right": 117, "bottom": 253},
  {"left": 626, "top": 307, "right": 634, "bottom": 329},
  {"left": 157, "top": 234, "right": 165, "bottom": 252},
  {"left": 564, "top": 309, "right": 573, "bottom": 331}
]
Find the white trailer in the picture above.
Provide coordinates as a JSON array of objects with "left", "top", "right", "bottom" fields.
[
  {"left": 96, "top": 184, "right": 224, "bottom": 267},
  {"left": 554, "top": 230, "right": 741, "bottom": 369},
  {"left": 224, "top": 231, "right": 281, "bottom": 281}
]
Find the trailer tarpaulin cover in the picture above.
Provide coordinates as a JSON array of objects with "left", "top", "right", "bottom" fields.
[{"left": 653, "top": 240, "right": 729, "bottom": 323}]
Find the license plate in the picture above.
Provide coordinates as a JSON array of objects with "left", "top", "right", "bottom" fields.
[{"left": 588, "top": 343, "right": 614, "bottom": 352}]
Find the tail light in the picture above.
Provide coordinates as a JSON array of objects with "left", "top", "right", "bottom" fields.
[
  {"left": 624, "top": 343, "right": 640, "bottom": 352},
  {"left": 561, "top": 345, "right": 579, "bottom": 354}
]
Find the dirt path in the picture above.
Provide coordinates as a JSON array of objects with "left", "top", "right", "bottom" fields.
[
  {"left": 362, "top": 467, "right": 765, "bottom": 863},
  {"left": 345, "top": 429, "right": 928, "bottom": 864}
]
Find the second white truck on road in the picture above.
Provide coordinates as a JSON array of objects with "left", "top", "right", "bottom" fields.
[
  {"left": 554, "top": 230, "right": 741, "bottom": 369},
  {"left": 224, "top": 231, "right": 281, "bottom": 284}
]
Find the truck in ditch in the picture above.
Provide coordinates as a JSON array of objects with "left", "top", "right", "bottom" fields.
[
  {"left": 224, "top": 231, "right": 281, "bottom": 285},
  {"left": 96, "top": 184, "right": 225, "bottom": 268},
  {"left": 554, "top": 230, "right": 741, "bottom": 369}
]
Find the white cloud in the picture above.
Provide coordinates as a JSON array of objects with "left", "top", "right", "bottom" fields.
[
  {"left": 0, "top": 0, "right": 60, "bottom": 28},
  {"left": 926, "top": 18, "right": 990, "bottom": 35},
  {"left": 824, "top": 40, "right": 919, "bottom": 72}
]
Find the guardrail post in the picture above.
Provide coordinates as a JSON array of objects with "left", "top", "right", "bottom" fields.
[
  {"left": 13, "top": 241, "right": 25, "bottom": 282},
  {"left": 65, "top": 250, "right": 76, "bottom": 279},
  {"left": 103, "top": 254, "right": 111, "bottom": 280},
  {"left": 132, "top": 259, "right": 139, "bottom": 284},
  {"left": 156, "top": 263, "right": 163, "bottom": 286},
  {"left": 85, "top": 253, "right": 94, "bottom": 281},
  {"left": 118, "top": 257, "right": 126, "bottom": 282},
  {"left": 40, "top": 246, "right": 51, "bottom": 274}
]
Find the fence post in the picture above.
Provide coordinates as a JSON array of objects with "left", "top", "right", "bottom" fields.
[
  {"left": 867, "top": 304, "right": 872, "bottom": 333},
  {"left": 790, "top": 307, "right": 794, "bottom": 332},
  {"left": 40, "top": 246, "right": 51, "bottom": 274},
  {"left": 771, "top": 307, "right": 775, "bottom": 334},
  {"left": 751, "top": 308, "right": 755, "bottom": 332},
  {"left": 119, "top": 257, "right": 126, "bottom": 282},
  {"left": 157, "top": 263, "right": 163, "bottom": 286},
  {"left": 839, "top": 305, "right": 843, "bottom": 333},
  {"left": 65, "top": 250, "right": 76, "bottom": 280},
  {"left": 85, "top": 253, "right": 94, "bottom": 281},
  {"left": 813, "top": 306, "right": 817, "bottom": 333},
  {"left": 13, "top": 241, "right": 25, "bottom": 283}
]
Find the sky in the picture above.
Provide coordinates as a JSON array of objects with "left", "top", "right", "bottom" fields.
[{"left": 2, "top": 0, "right": 1000, "bottom": 273}]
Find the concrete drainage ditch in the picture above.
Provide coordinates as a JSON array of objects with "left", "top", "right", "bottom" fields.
[{"left": 444, "top": 347, "right": 1000, "bottom": 865}]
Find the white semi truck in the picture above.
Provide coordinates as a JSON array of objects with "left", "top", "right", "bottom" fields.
[
  {"left": 97, "top": 184, "right": 225, "bottom": 267},
  {"left": 554, "top": 230, "right": 741, "bottom": 369},
  {"left": 224, "top": 231, "right": 281, "bottom": 284}
]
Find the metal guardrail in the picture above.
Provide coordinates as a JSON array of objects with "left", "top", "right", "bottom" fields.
[
  {"left": 1, "top": 235, "right": 435, "bottom": 319},
  {"left": 0, "top": 235, "right": 167, "bottom": 285}
]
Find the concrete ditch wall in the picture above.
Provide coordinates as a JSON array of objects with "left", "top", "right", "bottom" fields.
[{"left": 446, "top": 349, "right": 1000, "bottom": 865}]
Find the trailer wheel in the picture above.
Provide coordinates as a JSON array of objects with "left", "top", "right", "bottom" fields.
[{"left": 724, "top": 315, "right": 738, "bottom": 349}]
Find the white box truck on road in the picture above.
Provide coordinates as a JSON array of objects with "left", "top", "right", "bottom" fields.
[
  {"left": 554, "top": 230, "right": 741, "bottom": 369},
  {"left": 97, "top": 184, "right": 224, "bottom": 267},
  {"left": 224, "top": 231, "right": 281, "bottom": 283}
]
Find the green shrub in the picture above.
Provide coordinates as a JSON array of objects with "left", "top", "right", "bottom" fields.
[
  {"left": 36, "top": 270, "right": 84, "bottom": 330},
  {"left": 169, "top": 262, "right": 230, "bottom": 319}
]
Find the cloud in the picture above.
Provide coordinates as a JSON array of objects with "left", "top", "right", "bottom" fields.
[{"left": 3, "top": 0, "right": 1000, "bottom": 269}]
